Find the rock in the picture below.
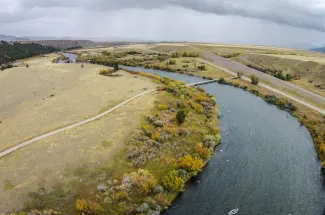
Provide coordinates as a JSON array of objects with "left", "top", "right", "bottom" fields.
[
  {"left": 153, "top": 185, "right": 164, "bottom": 194},
  {"left": 147, "top": 210, "right": 160, "bottom": 215},
  {"left": 153, "top": 120, "right": 164, "bottom": 128},
  {"left": 137, "top": 203, "right": 149, "bottom": 213},
  {"left": 97, "top": 184, "right": 107, "bottom": 192},
  {"left": 122, "top": 175, "right": 131, "bottom": 185}
]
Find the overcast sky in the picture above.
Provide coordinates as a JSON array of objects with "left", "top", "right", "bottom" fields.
[{"left": 1, "top": 0, "right": 325, "bottom": 47}]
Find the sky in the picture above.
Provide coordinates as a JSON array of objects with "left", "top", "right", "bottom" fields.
[{"left": 1, "top": 0, "right": 325, "bottom": 47}]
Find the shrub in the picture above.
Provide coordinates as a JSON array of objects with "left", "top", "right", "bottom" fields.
[
  {"left": 197, "top": 144, "right": 212, "bottom": 160},
  {"left": 162, "top": 171, "right": 185, "bottom": 192},
  {"left": 178, "top": 155, "right": 205, "bottom": 172},
  {"left": 320, "top": 144, "right": 325, "bottom": 154},
  {"left": 153, "top": 120, "right": 164, "bottom": 128},
  {"left": 152, "top": 132, "right": 160, "bottom": 141},
  {"left": 155, "top": 193, "right": 170, "bottom": 207},
  {"left": 276, "top": 98, "right": 286, "bottom": 108},
  {"left": 218, "top": 77, "right": 226, "bottom": 84},
  {"left": 286, "top": 74, "right": 292, "bottom": 81},
  {"left": 189, "top": 102, "right": 204, "bottom": 114},
  {"left": 237, "top": 72, "right": 243, "bottom": 79},
  {"left": 171, "top": 52, "right": 181, "bottom": 58},
  {"left": 76, "top": 199, "right": 104, "bottom": 214},
  {"left": 176, "top": 109, "right": 187, "bottom": 125},
  {"left": 26, "top": 64, "right": 29, "bottom": 68},
  {"left": 130, "top": 169, "right": 157, "bottom": 194},
  {"left": 158, "top": 104, "right": 168, "bottom": 111},
  {"left": 111, "top": 190, "right": 129, "bottom": 201},
  {"left": 179, "top": 94, "right": 185, "bottom": 100},
  {"left": 251, "top": 75, "right": 259, "bottom": 85},
  {"left": 99, "top": 68, "right": 110, "bottom": 75},
  {"left": 197, "top": 65, "right": 206, "bottom": 71},
  {"left": 167, "top": 59, "right": 176, "bottom": 65},
  {"left": 164, "top": 125, "right": 179, "bottom": 137},
  {"left": 204, "top": 135, "right": 217, "bottom": 148},
  {"left": 81, "top": 64, "right": 84, "bottom": 68}
]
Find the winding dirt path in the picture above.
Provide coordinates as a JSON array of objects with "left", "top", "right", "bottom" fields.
[{"left": 0, "top": 89, "right": 156, "bottom": 159}]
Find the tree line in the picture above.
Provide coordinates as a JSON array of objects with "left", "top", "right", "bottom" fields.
[{"left": 0, "top": 41, "right": 57, "bottom": 66}]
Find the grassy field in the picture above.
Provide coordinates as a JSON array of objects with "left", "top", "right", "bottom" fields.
[
  {"left": 0, "top": 55, "right": 159, "bottom": 212},
  {"left": 188, "top": 43, "right": 325, "bottom": 97},
  {"left": 231, "top": 53, "right": 325, "bottom": 96}
]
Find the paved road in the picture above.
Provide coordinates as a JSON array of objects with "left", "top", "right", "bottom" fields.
[
  {"left": 197, "top": 58, "right": 325, "bottom": 115},
  {"left": 191, "top": 46, "right": 325, "bottom": 115},
  {"left": 0, "top": 89, "right": 156, "bottom": 159},
  {"left": 191, "top": 46, "right": 325, "bottom": 107}
]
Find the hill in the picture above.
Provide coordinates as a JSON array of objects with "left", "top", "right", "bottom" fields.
[
  {"left": 311, "top": 47, "right": 325, "bottom": 53},
  {"left": 0, "top": 34, "right": 29, "bottom": 42}
]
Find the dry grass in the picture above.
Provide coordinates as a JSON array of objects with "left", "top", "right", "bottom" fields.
[
  {"left": 0, "top": 91, "right": 158, "bottom": 212},
  {"left": 0, "top": 55, "right": 157, "bottom": 152},
  {"left": 0, "top": 54, "right": 160, "bottom": 212},
  {"left": 232, "top": 53, "right": 325, "bottom": 97}
]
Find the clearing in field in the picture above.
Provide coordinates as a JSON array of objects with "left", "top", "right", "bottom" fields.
[{"left": 0, "top": 55, "right": 159, "bottom": 212}]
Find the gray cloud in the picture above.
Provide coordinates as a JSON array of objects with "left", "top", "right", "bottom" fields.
[{"left": 18, "top": 0, "right": 325, "bottom": 32}]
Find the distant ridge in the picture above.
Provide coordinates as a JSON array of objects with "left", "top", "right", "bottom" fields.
[
  {"left": 0, "top": 34, "right": 29, "bottom": 41},
  {"left": 310, "top": 47, "right": 325, "bottom": 53}
]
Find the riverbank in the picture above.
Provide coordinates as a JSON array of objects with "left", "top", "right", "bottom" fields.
[
  {"left": 4, "top": 69, "right": 220, "bottom": 214},
  {"left": 120, "top": 62, "right": 325, "bottom": 167}
]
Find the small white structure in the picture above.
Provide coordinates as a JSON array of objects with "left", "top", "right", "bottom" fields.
[{"left": 228, "top": 208, "right": 239, "bottom": 215}]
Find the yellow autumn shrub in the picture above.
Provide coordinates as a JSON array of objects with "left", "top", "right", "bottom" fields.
[
  {"left": 76, "top": 199, "right": 104, "bottom": 214},
  {"left": 197, "top": 145, "right": 212, "bottom": 160},
  {"left": 130, "top": 169, "right": 157, "bottom": 195},
  {"left": 164, "top": 125, "right": 179, "bottom": 137},
  {"left": 162, "top": 172, "right": 185, "bottom": 192},
  {"left": 189, "top": 102, "right": 204, "bottom": 114},
  {"left": 178, "top": 155, "right": 205, "bottom": 172},
  {"left": 320, "top": 144, "right": 325, "bottom": 154},
  {"left": 158, "top": 104, "right": 168, "bottom": 111}
]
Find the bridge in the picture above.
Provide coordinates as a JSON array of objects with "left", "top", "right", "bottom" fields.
[{"left": 186, "top": 79, "right": 218, "bottom": 86}]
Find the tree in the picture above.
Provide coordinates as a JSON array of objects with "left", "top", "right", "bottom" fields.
[
  {"left": 250, "top": 75, "right": 259, "bottom": 85},
  {"left": 237, "top": 72, "right": 243, "bottom": 79},
  {"left": 176, "top": 109, "right": 187, "bottom": 125},
  {"left": 286, "top": 73, "right": 292, "bottom": 81},
  {"left": 113, "top": 62, "right": 119, "bottom": 71}
]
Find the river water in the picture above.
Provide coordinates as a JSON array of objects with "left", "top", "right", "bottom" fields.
[
  {"left": 61, "top": 55, "right": 325, "bottom": 215},
  {"left": 121, "top": 66, "right": 325, "bottom": 215},
  {"left": 58, "top": 52, "right": 78, "bottom": 63}
]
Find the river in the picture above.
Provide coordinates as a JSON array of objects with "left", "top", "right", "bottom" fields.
[
  {"left": 63, "top": 55, "right": 325, "bottom": 215},
  {"left": 121, "top": 66, "right": 325, "bottom": 215},
  {"left": 58, "top": 52, "right": 78, "bottom": 63}
]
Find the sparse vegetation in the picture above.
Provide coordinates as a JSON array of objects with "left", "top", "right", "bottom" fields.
[{"left": 250, "top": 75, "right": 259, "bottom": 85}]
